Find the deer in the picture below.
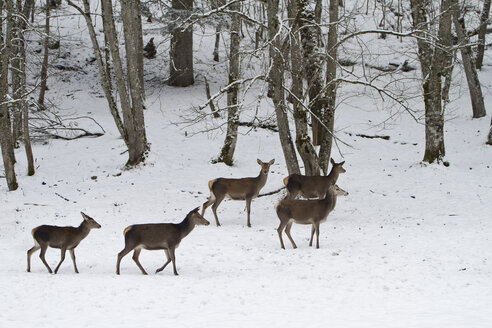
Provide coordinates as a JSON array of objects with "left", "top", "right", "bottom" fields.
[
  {"left": 202, "top": 158, "right": 275, "bottom": 227},
  {"left": 275, "top": 184, "right": 348, "bottom": 249},
  {"left": 27, "top": 212, "right": 102, "bottom": 274},
  {"left": 116, "top": 207, "right": 210, "bottom": 276},
  {"left": 283, "top": 158, "right": 346, "bottom": 199}
]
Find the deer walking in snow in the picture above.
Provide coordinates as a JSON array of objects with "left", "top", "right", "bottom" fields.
[
  {"left": 116, "top": 207, "right": 209, "bottom": 275},
  {"left": 275, "top": 184, "right": 348, "bottom": 249},
  {"left": 283, "top": 158, "right": 346, "bottom": 199},
  {"left": 27, "top": 212, "right": 101, "bottom": 273},
  {"left": 202, "top": 159, "right": 275, "bottom": 227}
]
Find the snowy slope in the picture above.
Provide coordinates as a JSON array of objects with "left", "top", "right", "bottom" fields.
[{"left": 1, "top": 1, "right": 492, "bottom": 327}]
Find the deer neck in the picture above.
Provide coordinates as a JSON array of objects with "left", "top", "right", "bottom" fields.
[
  {"left": 323, "top": 190, "right": 337, "bottom": 212},
  {"left": 326, "top": 168, "right": 339, "bottom": 184},
  {"left": 256, "top": 170, "right": 268, "bottom": 189},
  {"left": 178, "top": 216, "right": 195, "bottom": 239},
  {"left": 77, "top": 221, "right": 92, "bottom": 239}
]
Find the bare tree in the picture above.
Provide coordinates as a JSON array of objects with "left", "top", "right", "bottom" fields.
[
  {"left": 67, "top": 0, "right": 148, "bottom": 166},
  {"left": 476, "top": 0, "right": 491, "bottom": 70},
  {"left": 266, "top": 0, "right": 300, "bottom": 175},
  {"left": 410, "top": 0, "right": 453, "bottom": 164},
  {"left": 451, "top": 0, "right": 486, "bottom": 119},
  {"left": 0, "top": 0, "right": 18, "bottom": 190},
  {"left": 218, "top": 0, "right": 241, "bottom": 165},
  {"left": 169, "top": 0, "right": 194, "bottom": 86},
  {"left": 37, "top": 2, "right": 50, "bottom": 111}
]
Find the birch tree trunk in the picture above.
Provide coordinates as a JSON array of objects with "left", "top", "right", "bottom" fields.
[
  {"left": 0, "top": 0, "right": 18, "bottom": 190},
  {"left": 218, "top": 1, "right": 241, "bottom": 165},
  {"left": 451, "top": 2, "right": 486, "bottom": 119},
  {"left": 410, "top": 0, "right": 453, "bottom": 164},
  {"left": 266, "top": 0, "right": 299, "bottom": 175},
  {"left": 38, "top": 4, "right": 50, "bottom": 110},
  {"left": 169, "top": 0, "right": 194, "bottom": 87},
  {"left": 288, "top": 0, "right": 319, "bottom": 176},
  {"left": 476, "top": 0, "right": 491, "bottom": 70},
  {"left": 318, "top": 0, "right": 339, "bottom": 174}
]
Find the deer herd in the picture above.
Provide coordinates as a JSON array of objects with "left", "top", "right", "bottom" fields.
[{"left": 27, "top": 158, "right": 348, "bottom": 275}]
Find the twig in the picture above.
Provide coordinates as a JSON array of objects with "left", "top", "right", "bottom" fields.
[
  {"left": 238, "top": 121, "right": 278, "bottom": 132},
  {"left": 204, "top": 76, "right": 220, "bottom": 118},
  {"left": 55, "top": 192, "right": 72, "bottom": 202},
  {"left": 258, "top": 186, "right": 285, "bottom": 198},
  {"left": 355, "top": 133, "right": 390, "bottom": 140}
]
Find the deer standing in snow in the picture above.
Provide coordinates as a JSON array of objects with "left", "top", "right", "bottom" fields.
[
  {"left": 116, "top": 207, "right": 209, "bottom": 275},
  {"left": 283, "top": 158, "right": 346, "bottom": 199},
  {"left": 27, "top": 212, "right": 101, "bottom": 273},
  {"left": 202, "top": 159, "right": 275, "bottom": 227},
  {"left": 275, "top": 184, "right": 348, "bottom": 249}
]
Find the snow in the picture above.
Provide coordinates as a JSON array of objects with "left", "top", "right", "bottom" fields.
[{"left": 1, "top": 1, "right": 492, "bottom": 327}]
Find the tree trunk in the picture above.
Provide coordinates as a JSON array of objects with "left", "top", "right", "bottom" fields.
[
  {"left": 38, "top": 4, "right": 50, "bottom": 110},
  {"left": 120, "top": 0, "right": 147, "bottom": 166},
  {"left": 169, "top": 0, "right": 194, "bottom": 87},
  {"left": 476, "top": 0, "right": 491, "bottom": 70},
  {"left": 266, "top": 0, "right": 299, "bottom": 175},
  {"left": 487, "top": 117, "right": 492, "bottom": 145},
  {"left": 0, "top": 0, "right": 18, "bottom": 190},
  {"left": 410, "top": 0, "right": 453, "bottom": 164},
  {"left": 288, "top": 0, "right": 319, "bottom": 176},
  {"left": 218, "top": 1, "right": 241, "bottom": 165},
  {"left": 318, "top": 0, "right": 339, "bottom": 174},
  {"left": 451, "top": 4, "right": 486, "bottom": 119}
]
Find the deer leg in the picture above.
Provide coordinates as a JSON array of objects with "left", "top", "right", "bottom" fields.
[
  {"left": 284, "top": 222, "right": 297, "bottom": 249},
  {"left": 155, "top": 250, "right": 171, "bottom": 274},
  {"left": 202, "top": 197, "right": 213, "bottom": 216},
  {"left": 132, "top": 248, "right": 148, "bottom": 275},
  {"left": 70, "top": 249, "right": 79, "bottom": 273},
  {"left": 168, "top": 248, "right": 178, "bottom": 276},
  {"left": 245, "top": 197, "right": 252, "bottom": 227},
  {"left": 211, "top": 195, "right": 224, "bottom": 227},
  {"left": 314, "top": 222, "right": 321, "bottom": 249},
  {"left": 116, "top": 244, "right": 134, "bottom": 275},
  {"left": 54, "top": 248, "right": 67, "bottom": 274},
  {"left": 309, "top": 225, "right": 315, "bottom": 247},
  {"left": 27, "top": 244, "right": 41, "bottom": 272},
  {"left": 276, "top": 220, "right": 288, "bottom": 249},
  {"left": 39, "top": 245, "right": 53, "bottom": 274}
]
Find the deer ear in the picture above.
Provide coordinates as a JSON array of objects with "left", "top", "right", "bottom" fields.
[
  {"left": 192, "top": 207, "right": 200, "bottom": 213},
  {"left": 81, "top": 212, "right": 89, "bottom": 220},
  {"left": 269, "top": 159, "right": 275, "bottom": 165},
  {"left": 330, "top": 158, "right": 335, "bottom": 165},
  {"left": 257, "top": 159, "right": 262, "bottom": 165},
  {"left": 340, "top": 161, "right": 345, "bottom": 165}
]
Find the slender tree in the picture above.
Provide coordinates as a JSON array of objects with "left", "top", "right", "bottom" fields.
[
  {"left": 169, "top": 0, "right": 194, "bottom": 86},
  {"left": 0, "top": 0, "right": 18, "bottom": 190},
  {"left": 266, "top": 0, "right": 300, "bottom": 175},
  {"left": 218, "top": 0, "right": 241, "bottom": 165},
  {"left": 410, "top": 0, "right": 453, "bottom": 164},
  {"left": 476, "top": 0, "right": 491, "bottom": 70},
  {"left": 37, "top": 2, "right": 50, "bottom": 110}
]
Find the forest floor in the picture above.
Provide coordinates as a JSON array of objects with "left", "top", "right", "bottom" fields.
[{"left": 1, "top": 1, "right": 492, "bottom": 327}]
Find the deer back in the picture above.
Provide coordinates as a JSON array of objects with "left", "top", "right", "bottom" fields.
[
  {"left": 212, "top": 176, "right": 266, "bottom": 199},
  {"left": 124, "top": 223, "right": 182, "bottom": 250}
]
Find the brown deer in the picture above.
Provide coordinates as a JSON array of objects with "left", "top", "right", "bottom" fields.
[
  {"left": 275, "top": 184, "right": 348, "bottom": 249},
  {"left": 202, "top": 158, "right": 275, "bottom": 227},
  {"left": 116, "top": 207, "right": 209, "bottom": 275},
  {"left": 27, "top": 212, "right": 101, "bottom": 274},
  {"left": 283, "top": 158, "right": 346, "bottom": 199}
]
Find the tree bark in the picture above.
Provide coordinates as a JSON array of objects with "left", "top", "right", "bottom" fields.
[
  {"left": 0, "top": 0, "right": 18, "bottom": 190},
  {"left": 318, "top": 0, "right": 339, "bottom": 174},
  {"left": 218, "top": 1, "right": 241, "bottom": 165},
  {"left": 38, "top": 4, "right": 50, "bottom": 111},
  {"left": 288, "top": 0, "right": 319, "bottom": 176},
  {"left": 266, "top": 0, "right": 299, "bottom": 175},
  {"left": 410, "top": 0, "right": 452, "bottom": 164},
  {"left": 451, "top": 3, "right": 486, "bottom": 119},
  {"left": 169, "top": 0, "right": 194, "bottom": 87},
  {"left": 488, "top": 117, "right": 492, "bottom": 145},
  {"left": 476, "top": 0, "right": 491, "bottom": 70}
]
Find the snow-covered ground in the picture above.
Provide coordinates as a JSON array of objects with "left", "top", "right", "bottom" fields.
[{"left": 1, "top": 1, "right": 492, "bottom": 327}]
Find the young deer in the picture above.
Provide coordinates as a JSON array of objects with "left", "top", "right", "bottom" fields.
[
  {"left": 27, "top": 212, "right": 101, "bottom": 274},
  {"left": 283, "top": 158, "right": 346, "bottom": 199},
  {"left": 275, "top": 184, "right": 348, "bottom": 249},
  {"left": 202, "top": 159, "right": 275, "bottom": 227},
  {"left": 116, "top": 207, "right": 209, "bottom": 275}
]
